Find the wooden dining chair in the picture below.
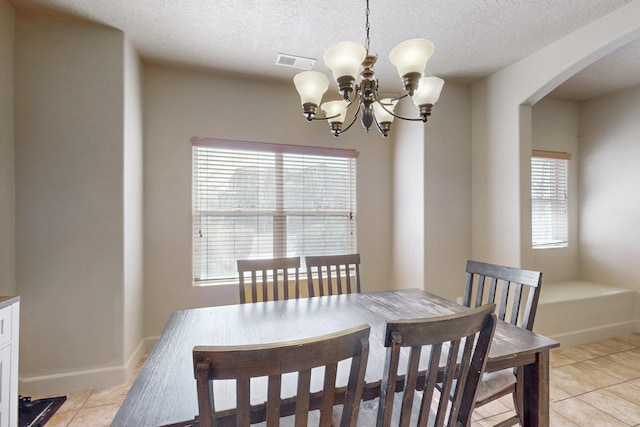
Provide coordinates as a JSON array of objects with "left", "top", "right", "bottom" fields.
[
  {"left": 193, "top": 324, "right": 370, "bottom": 427},
  {"left": 336, "top": 303, "right": 497, "bottom": 427},
  {"left": 237, "top": 257, "right": 301, "bottom": 304},
  {"left": 305, "top": 254, "right": 361, "bottom": 297},
  {"left": 463, "top": 260, "right": 543, "bottom": 427}
]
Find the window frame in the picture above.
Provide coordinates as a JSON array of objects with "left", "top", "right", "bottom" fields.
[
  {"left": 191, "top": 137, "right": 358, "bottom": 285},
  {"left": 531, "top": 149, "right": 571, "bottom": 249}
]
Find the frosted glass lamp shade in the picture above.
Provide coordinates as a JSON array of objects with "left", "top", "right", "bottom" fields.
[
  {"left": 372, "top": 98, "right": 398, "bottom": 123},
  {"left": 294, "top": 71, "right": 329, "bottom": 106},
  {"left": 389, "top": 38, "right": 435, "bottom": 78},
  {"left": 412, "top": 76, "right": 445, "bottom": 106},
  {"left": 323, "top": 42, "right": 367, "bottom": 81},
  {"left": 321, "top": 100, "right": 349, "bottom": 123}
]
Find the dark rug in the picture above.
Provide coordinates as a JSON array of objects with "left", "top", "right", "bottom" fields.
[{"left": 18, "top": 395, "right": 67, "bottom": 427}]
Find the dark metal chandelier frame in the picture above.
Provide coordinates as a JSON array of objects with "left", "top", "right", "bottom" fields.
[{"left": 294, "top": 0, "right": 444, "bottom": 137}]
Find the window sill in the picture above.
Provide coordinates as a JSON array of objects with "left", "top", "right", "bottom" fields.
[
  {"left": 193, "top": 279, "right": 238, "bottom": 287},
  {"left": 532, "top": 244, "right": 568, "bottom": 250}
]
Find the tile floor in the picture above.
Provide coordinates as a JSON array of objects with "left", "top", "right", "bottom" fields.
[
  {"left": 37, "top": 333, "right": 640, "bottom": 426},
  {"left": 33, "top": 354, "right": 147, "bottom": 427},
  {"left": 472, "top": 332, "right": 640, "bottom": 427}
]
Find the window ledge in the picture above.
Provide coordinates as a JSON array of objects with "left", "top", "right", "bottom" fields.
[
  {"left": 193, "top": 279, "right": 238, "bottom": 287},
  {"left": 532, "top": 244, "right": 568, "bottom": 250}
]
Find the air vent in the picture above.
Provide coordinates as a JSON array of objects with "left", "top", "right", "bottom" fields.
[{"left": 275, "top": 53, "right": 315, "bottom": 70}]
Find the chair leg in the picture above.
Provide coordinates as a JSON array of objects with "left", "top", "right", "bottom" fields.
[
  {"left": 493, "top": 416, "right": 521, "bottom": 427},
  {"left": 491, "top": 373, "right": 524, "bottom": 427},
  {"left": 484, "top": 377, "right": 524, "bottom": 427},
  {"left": 512, "top": 369, "right": 524, "bottom": 425}
]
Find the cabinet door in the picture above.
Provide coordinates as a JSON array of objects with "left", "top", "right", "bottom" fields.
[
  {"left": 0, "top": 306, "right": 11, "bottom": 347},
  {"left": 0, "top": 344, "right": 11, "bottom": 427}
]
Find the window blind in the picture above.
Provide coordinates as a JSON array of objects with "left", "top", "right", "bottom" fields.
[
  {"left": 192, "top": 138, "right": 357, "bottom": 284},
  {"left": 531, "top": 152, "right": 569, "bottom": 248}
]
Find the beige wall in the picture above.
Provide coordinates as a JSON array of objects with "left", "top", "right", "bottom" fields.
[
  {"left": 471, "top": 0, "right": 640, "bottom": 269},
  {"left": 0, "top": 0, "right": 15, "bottom": 296},
  {"left": 142, "top": 68, "right": 473, "bottom": 342},
  {"left": 14, "top": 12, "right": 143, "bottom": 395},
  {"left": 579, "top": 85, "right": 640, "bottom": 288},
  {"left": 392, "top": 98, "right": 426, "bottom": 292},
  {"left": 123, "top": 36, "right": 145, "bottom": 371},
  {"left": 530, "top": 98, "right": 580, "bottom": 282},
  {"left": 392, "top": 82, "right": 472, "bottom": 302},
  {"left": 422, "top": 83, "right": 472, "bottom": 301},
  {"left": 142, "top": 65, "right": 394, "bottom": 338},
  {"left": 5, "top": 0, "right": 640, "bottom": 397}
]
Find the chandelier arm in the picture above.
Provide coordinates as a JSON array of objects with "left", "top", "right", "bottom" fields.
[
  {"left": 370, "top": 87, "right": 408, "bottom": 104},
  {"left": 371, "top": 91, "right": 425, "bottom": 122},
  {"left": 374, "top": 116, "right": 384, "bottom": 133},
  {"left": 307, "top": 113, "right": 341, "bottom": 121},
  {"left": 307, "top": 99, "right": 355, "bottom": 121},
  {"left": 389, "top": 115, "right": 425, "bottom": 122},
  {"left": 388, "top": 93, "right": 410, "bottom": 103},
  {"left": 338, "top": 100, "right": 362, "bottom": 134}
]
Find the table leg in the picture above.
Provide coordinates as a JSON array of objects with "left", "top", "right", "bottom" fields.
[{"left": 522, "top": 349, "right": 550, "bottom": 427}]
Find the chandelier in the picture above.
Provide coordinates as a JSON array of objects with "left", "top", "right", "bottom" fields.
[{"left": 293, "top": 0, "right": 444, "bottom": 138}]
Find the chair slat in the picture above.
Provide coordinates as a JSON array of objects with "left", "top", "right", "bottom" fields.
[
  {"left": 320, "top": 362, "right": 338, "bottom": 426},
  {"left": 295, "top": 369, "right": 312, "bottom": 426},
  {"left": 400, "top": 346, "right": 422, "bottom": 427},
  {"left": 236, "top": 378, "right": 251, "bottom": 426},
  {"left": 237, "top": 257, "right": 301, "bottom": 304},
  {"left": 305, "top": 254, "right": 361, "bottom": 298},
  {"left": 498, "top": 279, "right": 510, "bottom": 321},
  {"left": 378, "top": 337, "right": 401, "bottom": 426},
  {"left": 509, "top": 282, "right": 524, "bottom": 325},
  {"left": 418, "top": 344, "right": 441, "bottom": 427},
  {"left": 266, "top": 374, "right": 281, "bottom": 427}
]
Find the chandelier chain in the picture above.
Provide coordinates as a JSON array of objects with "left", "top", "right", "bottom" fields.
[{"left": 364, "top": 0, "right": 370, "bottom": 54}]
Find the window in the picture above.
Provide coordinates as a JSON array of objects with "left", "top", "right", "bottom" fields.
[
  {"left": 192, "top": 138, "right": 357, "bottom": 284},
  {"left": 531, "top": 150, "right": 570, "bottom": 248}
]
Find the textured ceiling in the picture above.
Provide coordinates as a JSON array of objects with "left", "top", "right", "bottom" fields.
[{"left": 9, "top": 0, "right": 640, "bottom": 102}]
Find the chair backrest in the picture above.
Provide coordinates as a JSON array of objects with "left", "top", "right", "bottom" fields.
[
  {"left": 376, "top": 303, "right": 497, "bottom": 427},
  {"left": 237, "top": 257, "right": 301, "bottom": 304},
  {"left": 193, "top": 324, "right": 370, "bottom": 427},
  {"left": 463, "top": 260, "right": 543, "bottom": 331},
  {"left": 305, "top": 253, "right": 361, "bottom": 297}
]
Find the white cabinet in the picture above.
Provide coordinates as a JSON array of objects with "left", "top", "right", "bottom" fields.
[{"left": 0, "top": 298, "right": 19, "bottom": 427}]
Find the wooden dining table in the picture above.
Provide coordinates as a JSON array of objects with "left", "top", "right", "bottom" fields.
[{"left": 111, "top": 288, "right": 559, "bottom": 427}]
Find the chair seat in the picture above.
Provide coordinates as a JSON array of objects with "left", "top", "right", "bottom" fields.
[
  {"left": 364, "top": 395, "right": 435, "bottom": 427},
  {"left": 475, "top": 369, "right": 517, "bottom": 403},
  {"left": 254, "top": 410, "right": 321, "bottom": 426},
  {"left": 333, "top": 394, "right": 437, "bottom": 427},
  {"left": 335, "top": 356, "right": 505, "bottom": 426}
]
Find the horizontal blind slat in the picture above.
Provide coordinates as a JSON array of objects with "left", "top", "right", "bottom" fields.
[
  {"left": 531, "top": 155, "right": 568, "bottom": 247},
  {"left": 193, "top": 141, "right": 357, "bottom": 282}
]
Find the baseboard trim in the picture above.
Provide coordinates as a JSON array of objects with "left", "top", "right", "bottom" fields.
[
  {"left": 145, "top": 335, "right": 160, "bottom": 353},
  {"left": 544, "top": 320, "right": 640, "bottom": 348},
  {"left": 19, "top": 339, "right": 147, "bottom": 397}
]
